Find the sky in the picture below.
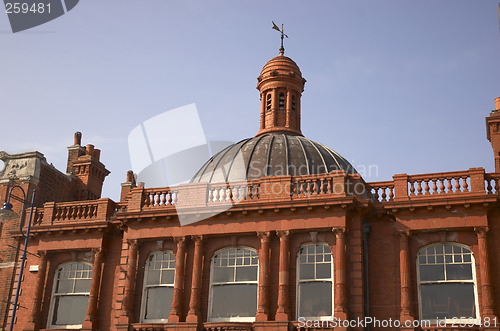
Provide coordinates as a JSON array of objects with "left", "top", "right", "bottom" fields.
[{"left": 0, "top": 1, "right": 499, "bottom": 201}]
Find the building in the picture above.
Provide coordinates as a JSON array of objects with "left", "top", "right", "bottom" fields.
[{"left": 1, "top": 47, "right": 500, "bottom": 331}]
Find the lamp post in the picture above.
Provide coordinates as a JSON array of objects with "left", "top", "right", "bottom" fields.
[{"left": 0, "top": 186, "right": 36, "bottom": 331}]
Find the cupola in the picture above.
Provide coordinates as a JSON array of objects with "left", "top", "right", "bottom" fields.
[{"left": 256, "top": 52, "right": 306, "bottom": 137}]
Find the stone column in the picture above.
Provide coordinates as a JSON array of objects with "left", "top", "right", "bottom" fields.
[
  {"left": 122, "top": 240, "right": 139, "bottom": 320},
  {"left": 399, "top": 231, "right": 414, "bottom": 322},
  {"left": 186, "top": 235, "right": 204, "bottom": 323},
  {"left": 272, "top": 89, "right": 279, "bottom": 127},
  {"left": 260, "top": 92, "right": 266, "bottom": 130},
  {"left": 256, "top": 231, "right": 271, "bottom": 321},
  {"left": 169, "top": 236, "right": 186, "bottom": 322},
  {"left": 475, "top": 227, "right": 497, "bottom": 318},
  {"left": 275, "top": 230, "right": 290, "bottom": 321},
  {"left": 82, "top": 248, "right": 104, "bottom": 329},
  {"left": 25, "top": 251, "right": 48, "bottom": 330},
  {"left": 334, "top": 227, "right": 348, "bottom": 319},
  {"left": 285, "top": 91, "right": 292, "bottom": 128}
]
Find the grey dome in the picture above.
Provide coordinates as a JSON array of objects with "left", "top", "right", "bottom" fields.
[{"left": 190, "top": 133, "right": 357, "bottom": 184}]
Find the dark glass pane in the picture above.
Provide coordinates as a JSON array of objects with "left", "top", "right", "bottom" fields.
[
  {"left": 213, "top": 266, "right": 234, "bottom": 283},
  {"left": 236, "top": 266, "right": 257, "bottom": 282},
  {"left": 436, "top": 245, "right": 443, "bottom": 254},
  {"left": 56, "top": 280, "right": 73, "bottom": 294},
  {"left": 74, "top": 279, "right": 91, "bottom": 293},
  {"left": 446, "top": 264, "right": 472, "bottom": 280},
  {"left": 52, "top": 295, "right": 88, "bottom": 325},
  {"left": 211, "top": 284, "right": 257, "bottom": 318},
  {"left": 463, "top": 254, "right": 471, "bottom": 262},
  {"left": 428, "top": 255, "right": 435, "bottom": 264},
  {"left": 421, "top": 283, "right": 476, "bottom": 320},
  {"left": 146, "top": 269, "right": 161, "bottom": 285},
  {"left": 316, "top": 263, "right": 331, "bottom": 279},
  {"left": 299, "top": 282, "right": 332, "bottom": 317},
  {"left": 144, "top": 287, "right": 173, "bottom": 320},
  {"left": 418, "top": 255, "right": 426, "bottom": 264},
  {"left": 420, "top": 265, "right": 445, "bottom": 281},
  {"left": 445, "top": 245, "right": 453, "bottom": 254},
  {"left": 161, "top": 270, "right": 175, "bottom": 285},
  {"left": 300, "top": 264, "right": 314, "bottom": 280},
  {"left": 324, "top": 246, "right": 331, "bottom": 254}
]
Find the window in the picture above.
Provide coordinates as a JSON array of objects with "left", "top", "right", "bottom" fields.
[
  {"left": 266, "top": 94, "right": 272, "bottom": 111},
  {"left": 141, "top": 251, "right": 176, "bottom": 322},
  {"left": 209, "top": 247, "right": 258, "bottom": 322},
  {"left": 48, "top": 262, "right": 92, "bottom": 328},
  {"left": 297, "top": 243, "right": 333, "bottom": 318},
  {"left": 291, "top": 95, "right": 296, "bottom": 112},
  {"left": 279, "top": 92, "right": 285, "bottom": 110},
  {"left": 417, "top": 243, "right": 478, "bottom": 321}
]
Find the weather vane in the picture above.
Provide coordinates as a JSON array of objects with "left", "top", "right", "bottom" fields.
[{"left": 272, "top": 21, "right": 288, "bottom": 55}]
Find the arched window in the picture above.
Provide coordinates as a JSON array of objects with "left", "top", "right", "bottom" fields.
[
  {"left": 297, "top": 243, "right": 333, "bottom": 318},
  {"left": 209, "top": 247, "right": 258, "bottom": 322},
  {"left": 279, "top": 92, "right": 285, "bottom": 110},
  {"left": 291, "top": 95, "right": 296, "bottom": 112},
  {"left": 266, "top": 94, "right": 272, "bottom": 112},
  {"left": 417, "top": 243, "right": 478, "bottom": 321},
  {"left": 141, "top": 251, "right": 176, "bottom": 322},
  {"left": 48, "top": 262, "right": 92, "bottom": 328}
]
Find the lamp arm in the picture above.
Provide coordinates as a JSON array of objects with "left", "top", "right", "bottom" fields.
[{"left": 20, "top": 189, "right": 36, "bottom": 239}]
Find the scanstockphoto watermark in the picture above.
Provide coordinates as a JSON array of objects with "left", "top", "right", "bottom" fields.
[
  {"left": 298, "top": 316, "right": 497, "bottom": 328},
  {"left": 298, "top": 317, "right": 432, "bottom": 329},
  {"left": 3, "top": 0, "right": 80, "bottom": 33}
]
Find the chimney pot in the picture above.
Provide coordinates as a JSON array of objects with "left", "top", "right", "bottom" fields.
[
  {"left": 86, "top": 144, "right": 94, "bottom": 156},
  {"left": 495, "top": 97, "right": 500, "bottom": 111},
  {"left": 74, "top": 132, "right": 82, "bottom": 146}
]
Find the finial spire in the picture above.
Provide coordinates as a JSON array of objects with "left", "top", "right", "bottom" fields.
[{"left": 272, "top": 21, "right": 288, "bottom": 55}]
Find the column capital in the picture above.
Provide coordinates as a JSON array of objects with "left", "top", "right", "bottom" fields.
[
  {"left": 333, "top": 226, "right": 346, "bottom": 238},
  {"left": 474, "top": 226, "right": 489, "bottom": 238},
  {"left": 191, "top": 235, "right": 204, "bottom": 243},
  {"left": 257, "top": 231, "right": 271, "bottom": 242},
  {"left": 276, "top": 230, "right": 290, "bottom": 239},
  {"left": 398, "top": 230, "right": 411, "bottom": 239},
  {"left": 127, "top": 239, "right": 139, "bottom": 249},
  {"left": 174, "top": 236, "right": 186, "bottom": 245}
]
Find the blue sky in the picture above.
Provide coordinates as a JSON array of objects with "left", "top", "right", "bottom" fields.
[{"left": 0, "top": 1, "right": 499, "bottom": 200}]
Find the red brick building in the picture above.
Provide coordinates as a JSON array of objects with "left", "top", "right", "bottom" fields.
[{"left": 1, "top": 50, "right": 500, "bottom": 331}]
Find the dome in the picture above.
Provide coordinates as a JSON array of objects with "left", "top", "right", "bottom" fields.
[
  {"left": 190, "top": 133, "right": 357, "bottom": 184},
  {"left": 260, "top": 55, "right": 302, "bottom": 79}
]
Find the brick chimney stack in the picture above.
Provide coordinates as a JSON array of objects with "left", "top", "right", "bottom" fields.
[
  {"left": 66, "top": 132, "right": 110, "bottom": 200},
  {"left": 486, "top": 98, "right": 500, "bottom": 172}
]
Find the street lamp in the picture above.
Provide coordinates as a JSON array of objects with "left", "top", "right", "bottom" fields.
[{"left": 0, "top": 186, "right": 36, "bottom": 331}]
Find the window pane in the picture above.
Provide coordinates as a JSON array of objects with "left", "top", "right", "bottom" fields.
[
  {"left": 146, "top": 269, "right": 161, "bottom": 285},
  {"left": 52, "top": 295, "right": 89, "bottom": 325},
  {"left": 211, "top": 284, "right": 257, "bottom": 319},
  {"left": 56, "top": 280, "right": 73, "bottom": 294},
  {"left": 420, "top": 265, "right": 445, "bottom": 282},
  {"left": 74, "top": 279, "right": 92, "bottom": 293},
  {"left": 299, "top": 282, "right": 332, "bottom": 317},
  {"left": 144, "top": 286, "right": 173, "bottom": 320},
  {"left": 421, "top": 283, "right": 476, "bottom": 320},
  {"left": 316, "top": 263, "right": 331, "bottom": 279},
  {"left": 300, "top": 264, "right": 314, "bottom": 280},
  {"left": 161, "top": 270, "right": 175, "bottom": 285},
  {"left": 446, "top": 264, "right": 472, "bottom": 280},
  {"left": 236, "top": 266, "right": 257, "bottom": 282},
  {"left": 213, "top": 266, "right": 235, "bottom": 283}
]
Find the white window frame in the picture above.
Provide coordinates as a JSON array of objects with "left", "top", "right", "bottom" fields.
[
  {"left": 208, "top": 246, "right": 259, "bottom": 322},
  {"left": 416, "top": 242, "right": 480, "bottom": 325},
  {"left": 296, "top": 242, "right": 334, "bottom": 321},
  {"left": 47, "top": 261, "right": 93, "bottom": 329},
  {"left": 140, "top": 250, "right": 176, "bottom": 323}
]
